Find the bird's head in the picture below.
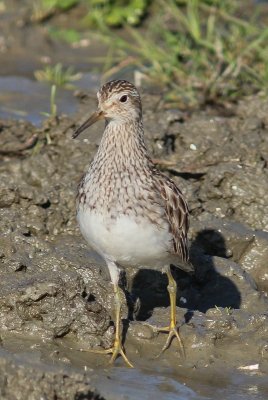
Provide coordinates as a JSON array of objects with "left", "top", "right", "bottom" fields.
[{"left": 72, "top": 80, "right": 142, "bottom": 139}]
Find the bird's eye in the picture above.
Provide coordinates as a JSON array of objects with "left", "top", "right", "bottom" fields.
[{"left": 119, "top": 95, "right": 128, "bottom": 103}]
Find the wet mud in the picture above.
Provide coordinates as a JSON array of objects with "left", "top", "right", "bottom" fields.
[
  {"left": 0, "top": 1, "right": 268, "bottom": 397},
  {"left": 0, "top": 91, "right": 268, "bottom": 399}
]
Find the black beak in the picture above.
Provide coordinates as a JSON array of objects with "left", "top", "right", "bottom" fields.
[{"left": 72, "top": 110, "right": 104, "bottom": 139}]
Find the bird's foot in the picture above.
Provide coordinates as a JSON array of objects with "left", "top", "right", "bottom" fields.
[
  {"left": 147, "top": 323, "right": 185, "bottom": 358},
  {"left": 81, "top": 339, "right": 134, "bottom": 368},
  {"left": 107, "top": 338, "right": 134, "bottom": 368}
]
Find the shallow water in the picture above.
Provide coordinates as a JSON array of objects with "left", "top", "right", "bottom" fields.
[
  {"left": 92, "top": 368, "right": 207, "bottom": 400},
  {"left": 0, "top": 73, "right": 100, "bottom": 125},
  {"left": 92, "top": 368, "right": 268, "bottom": 400},
  {"left": 1, "top": 333, "right": 268, "bottom": 400}
]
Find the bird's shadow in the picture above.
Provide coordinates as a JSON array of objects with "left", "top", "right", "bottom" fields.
[{"left": 130, "top": 229, "right": 241, "bottom": 322}]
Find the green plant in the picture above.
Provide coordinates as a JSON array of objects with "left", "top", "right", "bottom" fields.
[
  {"left": 215, "top": 305, "right": 233, "bottom": 315},
  {"left": 41, "top": 84, "right": 57, "bottom": 118},
  {"left": 41, "top": 0, "right": 78, "bottom": 11},
  {"left": 48, "top": 27, "right": 82, "bottom": 44},
  {"left": 39, "top": 0, "right": 79, "bottom": 11},
  {"left": 83, "top": 0, "right": 150, "bottom": 27},
  {"left": 94, "top": 0, "right": 268, "bottom": 106},
  {"left": 34, "top": 0, "right": 268, "bottom": 107},
  {"left": 41, "top": 84, "right": 57, "bottom": 144},
  {"left": 34, "top": 0, "right": 150, "bottom": 25},
  {"left": 34, "top": 63, "right": 81, "bottom": 88},
  {"left": 32, "top": 0, "right": 79, "bottom": 21}
]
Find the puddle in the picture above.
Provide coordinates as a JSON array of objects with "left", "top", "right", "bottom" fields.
[
  {"left": 1, "top": 333, "right": 268, "bottom": 400},
  {"left": 92, "top": 367, "right": 268, "bottom": 400},
  {"left": 0, "top": 73, "right": 100, "bottom": 125},
  {"left": 92, "top": 368, "right": 206, "bottom": 400}
]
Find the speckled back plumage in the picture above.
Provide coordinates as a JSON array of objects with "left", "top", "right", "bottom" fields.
[{"left": 77, "top": 80, "right": 190, "bottom": 268}]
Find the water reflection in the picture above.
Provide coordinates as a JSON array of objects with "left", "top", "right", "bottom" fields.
[{"left": 0, "top": 74, "right": 99, "bottom": 125}]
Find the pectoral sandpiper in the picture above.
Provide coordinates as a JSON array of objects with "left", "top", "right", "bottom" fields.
[{"left": 73, "top": 80, "right": 193, "bottom": 368}]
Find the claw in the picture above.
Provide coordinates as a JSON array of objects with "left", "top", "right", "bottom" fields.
[
  {"left": 79, "top": 280, "right": 134, "bottom": 368},
  {"left": 108, "top": 339, "right": 134, "bottom": 368},
  {"left": 149, "top": 265, "right": 186, "bottom": 359},
  {"left": 155, "top": 325, "right": 185, "bottom": 358},
  {"left": 78, "top": 341, "right": 134, "bottom": 368}
]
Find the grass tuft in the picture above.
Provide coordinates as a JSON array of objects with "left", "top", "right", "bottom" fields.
[
  {"left": 34, "top": 63, "right": 82, "bottom": 88},
  {"left": 95, "top": 0, "right": 268, "bottom": 107},
  {"left": 34, "top": 0, "right": 268, "bottom": 107}
]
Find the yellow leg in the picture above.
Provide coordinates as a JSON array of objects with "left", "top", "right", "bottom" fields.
[
  {"left": 80, "top": 284, "right": 133, "bottom": 368},
  {"left": 153, "top": 266, "right": 185, "bottom": 357},
  {"left": 108, "top": 285, "right": 134, "bottom": 367}
]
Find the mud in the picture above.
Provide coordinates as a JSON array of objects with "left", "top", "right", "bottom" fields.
[
  {"left": 1, "top": 0, "right": 268, "bottom": 398},
  {"left": 0, "top": 90, "right": 268, "bottom": 399}
]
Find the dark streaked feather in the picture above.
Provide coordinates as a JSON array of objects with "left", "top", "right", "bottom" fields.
[{"left": 155, "top": 171, "right": 191, "bottom": 268}]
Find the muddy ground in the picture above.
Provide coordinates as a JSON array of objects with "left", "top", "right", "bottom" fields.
[
  {"left": 0, "top": 0, "right": 268, "bottom": 398},
  {"left": 0, "top": 90, "right": 268, "bottom": 399}
]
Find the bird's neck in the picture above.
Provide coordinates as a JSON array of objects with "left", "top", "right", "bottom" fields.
[{"left": 92, "top": 119, "right": 152, "bottom": 171}]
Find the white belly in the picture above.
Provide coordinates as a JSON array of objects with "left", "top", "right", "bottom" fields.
[{"left": 77, "top": 208, "right": 172, "bottom": 267}]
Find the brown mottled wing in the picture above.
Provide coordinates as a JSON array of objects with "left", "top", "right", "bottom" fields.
[
  {"left": 156, "top": 172, "right": 192, "bottom": 270},
  {"left": 76, "top": 171, "right": 87, "bottom": 209}
]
